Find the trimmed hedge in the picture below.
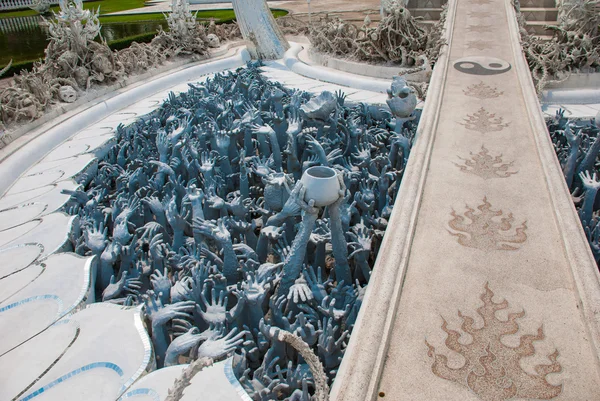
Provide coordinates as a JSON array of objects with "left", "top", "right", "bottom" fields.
[{"left": 106, "top": 31, "right": 157, "bottom": 51}]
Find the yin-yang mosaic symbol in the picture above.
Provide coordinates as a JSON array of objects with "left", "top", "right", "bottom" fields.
[{"left": 453, "top": 56, "right": 511, "bottom": 75}]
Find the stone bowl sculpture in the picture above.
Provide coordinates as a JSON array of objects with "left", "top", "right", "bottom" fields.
[{"left": 300, "top": 166, "right": 341, "bottom": 207}]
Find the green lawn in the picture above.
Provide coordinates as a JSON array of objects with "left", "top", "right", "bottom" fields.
[{"left": 0, "top": 0, "right": 146, "bottom": 19}]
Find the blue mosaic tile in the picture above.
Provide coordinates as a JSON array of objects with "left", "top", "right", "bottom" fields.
[
  {"left": 0, "top": 295, "right": 64, "bottom": 318},
  {"left": 20, "top": 362, "right": 124, "bottom": 401},
  {"left": 120, "top": 388, "right": 160, "bottom": 401}
]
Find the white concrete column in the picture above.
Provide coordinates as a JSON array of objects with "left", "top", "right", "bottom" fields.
[{"left": 231, "top": 0, "right": 290, "bottom": 60}]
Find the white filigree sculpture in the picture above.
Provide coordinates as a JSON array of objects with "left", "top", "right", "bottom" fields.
[
  {"left": 232, "top": 0, "right": 289, "bottom": 59},
  {"left": 0, "top": 0, "right": 239, "bottom": 128},
  {"left": 167, "top": 0, "right": 197, "bottom": 39},
  {"left": 381, "top": 0, "right": 409, "bottom": 16},
  {"left": 0, "top": 0, "right": 122, "bottom": 126},
  {"left": 309, "top": 5, "right": 446, "bottom": 68},
  {"left": 29, "top": 0, "right": 52, "bottom": 14},
  {"left": 515, "top": 0, "right": 599, "bottom": 92},
  {"left": 155, "top": 0, "right": 210, "bottom": 55}
]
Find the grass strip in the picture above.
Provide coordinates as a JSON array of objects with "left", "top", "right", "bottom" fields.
[
  {"left": 105, "top": 31, "right": 157, "bottom": 50},
  {"left": 99, "top": 8, "right": 287, "bottom": 24}
]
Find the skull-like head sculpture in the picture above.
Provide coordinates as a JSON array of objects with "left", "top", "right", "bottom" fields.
[{"left": 206, "top": 34, "right": 221, "bottom": 48}]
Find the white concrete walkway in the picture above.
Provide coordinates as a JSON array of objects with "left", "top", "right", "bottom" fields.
[{"left": 331, "top": 0, "right": 600, "bottom": 399}]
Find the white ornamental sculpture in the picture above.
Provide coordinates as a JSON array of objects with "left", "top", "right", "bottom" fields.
[
  {"left": 231, "top": 0, "right": 289, "bottom": 60},
  {"left": 29, "top": 0, "right": 52, "bottom": 14},
  {"left": 381, "top": 0, "right": 409, "bottom": 16}
]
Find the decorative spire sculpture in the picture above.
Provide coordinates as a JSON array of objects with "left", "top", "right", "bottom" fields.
[{"left": 231, "top": 0, "right": 290, "bottom": 60}]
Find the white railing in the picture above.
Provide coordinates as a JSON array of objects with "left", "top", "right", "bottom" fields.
[
  {"left": 0, "top": 0, "right": 90, "bottom": 11},
  {"left": 1, "top": 0, "right": 51, "bottom": 11},
  {"left": 0, "top": 14, "right": 41, "bottom": 33}
]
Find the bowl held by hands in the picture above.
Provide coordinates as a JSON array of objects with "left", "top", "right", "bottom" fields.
[{"left": 300, "top": 166, "right": 340, "bottom": 207}]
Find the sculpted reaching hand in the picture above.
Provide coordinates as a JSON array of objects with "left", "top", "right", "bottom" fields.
[
  {"left": 102, "top": 271, "right": 142, "bottom": 301},
  {"left": 150, "top": 268, "right": 172, "bottom": 305},
  {"left": 579, "top": 170, "right": 600, "bottom": 222},
  {"left": 193, "top": 218, "right": 238, "bottom": 284},
  {"left": 164, "top": 327, "right": 204, "bottom": 367},
  {"left": 143, "top": 292, "right": 195, "bottom": 367},
  {"left": 84, "top": 220, "right": 108, "bottom": 255}
]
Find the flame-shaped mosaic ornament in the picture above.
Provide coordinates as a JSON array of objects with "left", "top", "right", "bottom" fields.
[
  {"left": 460, "top": 108, "right": 511, "bottom": 134},
  {"left": 426, "top": 283, "right": 563, "bottom": 401},
  {"left": 448, "top": 197, "right": 527, "bottom": 250},
  {"left": 463, "top": 82, "right": 504, "bottom": 99},
  {"left": 455, "top": 146, "right": 518, "bottom": 179}
]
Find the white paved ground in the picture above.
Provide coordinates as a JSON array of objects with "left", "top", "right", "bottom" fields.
[
  {"left": 542, "top": 102, "right": 600, "bottom": 119},
  {"left": 260, "top": 59, "right": 389, "bottom": 104}
]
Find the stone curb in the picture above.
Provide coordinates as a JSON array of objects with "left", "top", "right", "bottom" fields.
[
  {"left": 283, "top": 43, "right": 392, "bottom": 94},
  {"left": 545, "top": 72, "right": 600, "bottom": 90},
  {"left": 302, "top": 46, "right": 429, "bottom": 82},
  {"left": 541, "top": 88, "right": 600, "bottom": 105}
]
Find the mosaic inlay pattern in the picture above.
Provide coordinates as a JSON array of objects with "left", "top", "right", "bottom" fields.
[
  {"left": 455, "top": 146, "right": 518, "bottom": 179},
  {"left": 464, "top": 82, "right": 504, "bottom": 99},
  {"left": 120, "top": 388, "right": 161, "bottom": 401},
  {"left": 225, "top": 358, "right": 254, "bottom": 401},
  {"left": 454, "top": 56, "right": 512, "bottom": 76},
  {"left": 426, "top": 283, "right": 563, "bottom": 401},
  {"left": 460, "top": 107, "right": 511, "bottom": 133},
  {"left": 21, "top": 362, "right": 124, "bottom": 400},
  {"left": 448, "top": 197, "right": 527, "bottom": 251},
  {"left": 14, "top": 327, "right": 81, "bottom": 400},
  {"left": 0, "top": 294, "right": 64, "bottom": 317}
]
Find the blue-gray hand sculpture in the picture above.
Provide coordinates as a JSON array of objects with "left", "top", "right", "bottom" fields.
[
  {"left": 63, "top": 62, "right": 419, "bottom": 399},
  {"left": 548, "top": 110, "right": 600, "bottom": 265}
]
